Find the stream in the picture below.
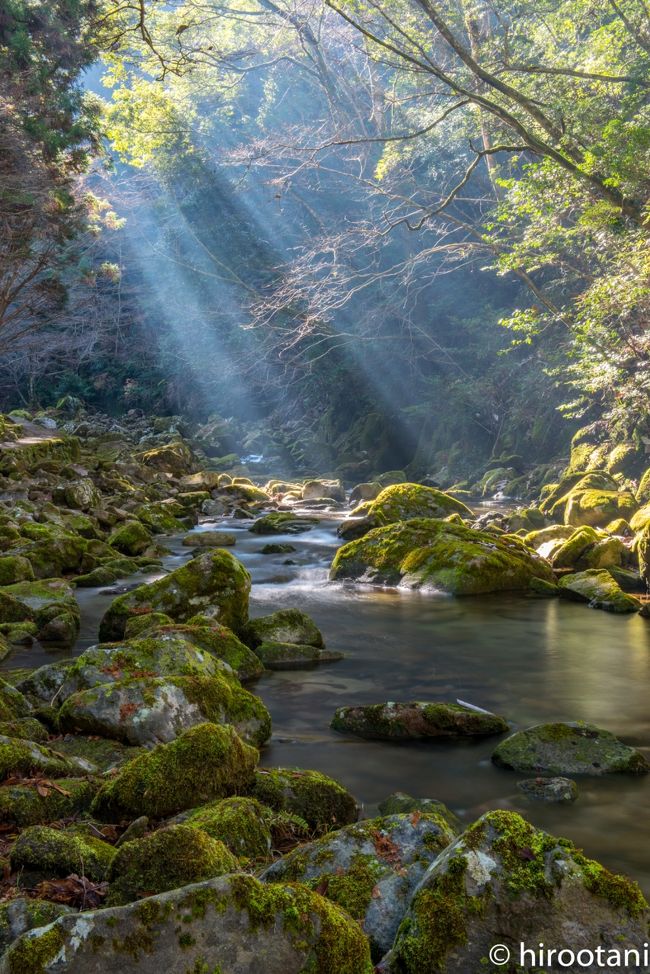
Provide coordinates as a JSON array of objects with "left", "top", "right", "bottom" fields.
[{"left": 4, "top": 510, "right": 650, "bottom": 893}]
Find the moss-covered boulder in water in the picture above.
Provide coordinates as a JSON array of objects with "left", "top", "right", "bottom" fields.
[
  {"left": 263, "top": 813, "right": 456, "bottom": 960},
  {"left": 380, "top": 810, "right": 649, "bottom": 974},
  {"left": 159, "top": 620, "right": 264, "bottom": 681},
  {"left": 492, "top": 722, "right": 649, "bottom": 776},
  {"left": 59, "top": 673, "right": 271, "bottom": 748},
  {"left": 564, "top": 487, "right": 637, "bottom": 528},
  {"left": 378, "top": 793, "right": 461, "bottom": 830},
  {"left": 516, "top": 776, "right": 578, "bottom": 803},
  {"left": 0, "top": 899, "right": 72, "bottom": 954},
  {"left": 255, "top": 641, "right": 343, "bottom": 670},
  {"left": 0, "top": 873, "right": 372, "bottom": 974},
  {"left": 330, "top": 518, "right": 555, "bottom": 594},
  {"left": 250, "top": 767, "right": 358, "bottom": 833},
  {"left": 0, "top": 555, "right": 34, "bottom": 586},
  {"left": 242, "top": 608, "right": 324, "bottom": 649},
  {"left": 138, "top": 440, "right": 195, "bottom": 476},
  {"left": 558, "top": 569, "right": 641, "bottom": 613},
  {"left": 99, "top": 548, "right": 251, "bottom": 641},
  {"left": 331, "top": 702, "right": 508, "bottom": 740},
  {"left": 10, "top": 825, "right": 115, "bottom": 883},
  {"left": 108, "top": 520, "right": 152, "bottom": 556},
  {"left": 106, "top": 824, "right": 238, "bottom": 905},
  {"left": 92, "top": 722, "right": 258, "bottom": 821},
  {"left": 355, "top": 483, "right": 472, "bottom": 527},
  {"left": 134, "top": 500, "right": 186, "bottom": 534}
]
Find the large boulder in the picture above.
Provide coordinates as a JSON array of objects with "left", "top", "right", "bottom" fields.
[
  {"left": 558, "top": 570, "right": 641, "bottom": 613},
  {"left": 263, "top": 813, "right": 456, "bottom": 960},
  {"left": 91, "top": 722, "right": 258, "bottom": 820},
  {"left": 10, "top": 824, "right": 115, "bottom": 884},
  {"left": 174, "top": 795, "right": 277, "bottom": 861},
  {"left": 331, "top": 702, "right": 508, "bottom": 740},
  {"left": 492, "top": 722, "right": 649, "bottom": 776},
  {"left": 330, "top": 519, "right": 555, "bottom": 594},
  {"left": 59, "top": 673, "right": 271, "bottom": 748},
  {"left": 564, "top": 486, "right": 637, "bottom": 528},
  {"left": 0, "top": 735, "right": 93, "bottom": 781},
  {"left": 249, "top": 512, "right": 320, "bottom": 534},
  {"left": 341, "top": 483, "right": 472, "bottom": 540},
  {"left": 0, "top": 899, "right": 72, "bottom": 954},
  {"left": 0, "top": 777, "right": 99, "bottom": 827},
  {"left": 380, "top": 810, "right": 649, "bottom": 973},
  {"left": 0, "top": 874, "right": 372, "bottom": 974},
  {"left": 99, "top": 549, "right": 251, "bottom": 641},
  {"left": 242, "top": 609, "right": 324, "bottom": 649}
]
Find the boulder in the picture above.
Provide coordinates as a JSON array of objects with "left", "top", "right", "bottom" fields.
[
  {"left": 331, "top": 702, "right": 508, "bottom": 740},
  {"left": 0, "top": 899, "right": 72, "bottom": 954},
  {"left": 249, "top": 512, "right": 320, "bottom": 534},
  {"left": 108, "top": 521, "right": 153, "bottom": 556},
  {"left": 379, "top": 810, "right": 649, "bottom": 973},
  {"left": 341, "top": 483, "right": 472, "bottom": 540},
  {"left": 262, "top": 813, "right": 456, "bottom": 959},
  {"left": 242, "top": 608, "right": 324, "bottom": 649},
  {"left": 377, "top": 793, "right": 461, "bottom": 830},
  {"left": 0, "top": 555, "right": 34, "bottom": 586},
  {"left": 0, "top": 777, "right": 99, "bottom": 827},
  {"left": 158, "top": 621, "right": 264, "bottom": 682},
  {"left": 492, "top": 722, "right": 649, "bottom": 776},
  {"left": 175, "top": 795, "right": 275, "bottom": 860},
  {"left": 250, "top": 767, "right": 358, "bottom": 832},
  {"left": 99, "top": 549, "right": 251, "bottom": 641},
  {"left": 254, "top": 641, "right": 343, "bottom": 669},
  {"left": 558, "top": 569, "right": 641, "bottom": 613},
  {"left": 58, "top": 673, "right": 271, "bottom": 748},
  {"left": 106, "top": 824, "right": 238, "bottom": 905},
  {"left": 138, "top": 440, "right": 195, "bottom": 476},
  {"left": 62, "top": 478, "right": 101, "bottom": 511},
  {"left": 564, "top": 487, "right": 637, "bottom": 528},
  {"left": 10, "top": 824, "right": 115, "bottom": 883},
  {"left": 91, "top": 722, "right": 258, "bottom": 820},
  {"left": 302, "top": 479, "right": 345, "bottom": 502},
  {"left": 0, "top": 735, "right": 94, "bottom": 781},
  {"left": 330, "top": 519, "right": 555, "bottom": 594},
  {"left": 0, "top": 874, "right": 372, "bottom": 974}
]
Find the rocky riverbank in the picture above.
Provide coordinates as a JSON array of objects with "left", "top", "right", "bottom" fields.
[{"left": 0, "top": 403, "right": 649, "bottom": 972}]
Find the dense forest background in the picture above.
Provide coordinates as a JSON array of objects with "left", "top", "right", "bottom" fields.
[{"left": 1, "top": 0, "right": 649, "bottom": 484}]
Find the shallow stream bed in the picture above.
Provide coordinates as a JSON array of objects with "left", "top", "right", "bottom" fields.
[{"left": 4, "top": 512, "right": 650, "bottom": 892}]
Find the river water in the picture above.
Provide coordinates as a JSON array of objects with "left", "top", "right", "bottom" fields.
[{"left": 4, "top": 512, "right": 650, "bottom": 892}]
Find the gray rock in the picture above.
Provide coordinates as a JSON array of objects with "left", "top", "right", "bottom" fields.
[
  {"left": 517, "top": 776, "right": 578, "bottom": 802},
  {"left": 492, "top": 722, "right": 649, "bottom": 776},
  {"left": 0, "top": 898, "right": 72, "bottom": 953},
  {"left": 0, "top": 874, "right": 371, "bottom": 974},
  {"left": 331, "top": 701, "right": 509, "bottom": 740},
  {"left": 380, "top": 810, "right": 650, "bottom": 973},
  {"left": 262, "top": 813, "right": 456, "bottom": 960}
]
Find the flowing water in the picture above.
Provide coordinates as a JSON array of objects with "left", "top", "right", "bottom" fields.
[{"left": 4, "top": 512, "right": 650, "bottom": 892}]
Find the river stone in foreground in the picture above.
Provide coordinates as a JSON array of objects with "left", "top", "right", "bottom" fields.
[
  {"left": 379, "top": 810, "right": 650, "bottom": 974},
  {"left": 330, "top": 518, "right": 555, "bottom": 594},
  {"left": 0, "top": 874, "right": 373, "bottom": 974},
  {"left": 492, "top": 722, "right": 649, "bottom": 776},
  {"left": 331, "top": 702, "right": 508, "bottom": 740},
  {"left": 261, "top": 813, "right": 456, "bottom": 960}
]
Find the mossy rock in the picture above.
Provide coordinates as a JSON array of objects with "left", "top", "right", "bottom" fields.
[
  {"left": 260, "top": 543, "right": 298, "bottom": 554},
  {"left": 158, "top": 620, "right": 264, "bottom": 682},
  {"left": 138, "top": 440, "right": 195, "bottom": 476},
  {"left": 0, "top": 776, "right": 99, "bottom": 827},
  {"left": 377, "top": 793, "right": 461, "bottom": 831},
  {"left": 106, "top": 824, "right": 238, "bottom": 906},
  {"left": 182, "top": 530, "right": 236, "bottom": 547},
  {"left": 0, "top": 677, "right": 31, "bottom": 722},
  {"left": 249, "top": 511, "right": 320, "bottom": 534},
  {"left": 264, "top": 813, "right": 455, "bottom": 960},
  {"left": 242, "top": 608, "right": 324, "bottom": 649},
  {"left": 558, "top": 569, "right": 641, "bottom": 613},
  {"left": 0, "top": 717, "right": 48, "bottom": 742},
  {"left": 0, "top": 591, "right": 34, "bottom": 626},
  {"left": 91, "top": 722, "right": 258, "bottom": 821},
  {"left": 10, "top": 825, "right": 115, "bottom": 884},
  {"left": 331, "top": 702, "right": 508, "bottom": 741},
  {"left": 356, "top": 483, "right": 472, "bottom": 529},
  {"left": 0, "top": 873, "right": 373, "bottom": 974},
  {"left": 59, "top": 673, "right": 271, "bottom": 748},
  {"left": 21, "top": 536, "right": 88, "bottom": 579},
  {"left": 492, "top": 722, "right": 649, "bottom": 776},
  {"left": 0, "top": 578, "right": 76, "bottom": 613},
  {"left": 51, "top": 734, "right": 142, "bottom": 773},
  {"left": 637, "top": 522, "right": 650, "bottom": 585},
  {"left": 516, "top": 776, "right": 578, "bottom": 803},
  {"left": 254, "top": 640, "right": 343, "bottom": 670},
  {"left": 177, "top": 795, "right": 273, "bottom": 860},
  {"left": 108, "top": 521, "right": 153, "bottom": 556},
  {"left": 133, "top": 501, "right": 186, "bottom": 534},
  {"left": 636, "top": 467, "right": 650, "bottom": 504},
  {"left": 0, "top": 735, "right": 94, "bottom": 781},
  {"left": 250, "top": 767, "right": 358, "bottom": 833},
  {"left": 330, "top": 518, "right": 555, "bottom": 594},
  {"left": 98, "top": 548, "right": 251, "bottom": 641},
  {"left": 0, "top": 899, "right": 72, "bottom": 954},
  {"left": 564, "top": 487, "right": 637, "bottom": 528},
  {"left": 0, "top": 555, "right": 34, "bottom": 586},
  {"left": 382, "top": 809, "right": 649, "bottom": 973},
  {"left": 62, "top": 478, "right": 101, "bottom": 511},
  {"left": 123, "top": 612, "right": 174, "bottom": 638}
]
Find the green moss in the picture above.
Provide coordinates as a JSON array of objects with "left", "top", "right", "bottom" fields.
[
  {"left": 106, "top": 824, "right": 238, "bottom": 905},
  {"left": 10, "top": 825, "right": 115, "bottom": 882},
  {"left": 576, "top": 855, "right": 648, "bottom": 917},
  {"left": 108, "top": 521, "right": 152, "bottom": 556},
  {"left": 184, "top": 796, "right": 273, "bottom": 860},
  {"left": 359, "top": 483, "right": 472, "bottom": 526},
  {"left": 123, "top": 612, "right": 174, "bottom": 637},
  {"left": 0, "top": 777, "right": 99, "bottom": 826},
  {"left": 0, "top": 555, "right": 35, "bottom": 585},
  {"left": 249, "top": 512, "right": 319, "bottom": 534},
  {"left": 161, "top": 622, "right": 264, "bottom": 682},
  {"left": 250, "top": 767, "right": 357, "bottom": 833},
  {"left": 3, "top": 924, "right": 66, "bottom": 974},
  {"left": 91, "top": 722, "right": 258, "bottom": 821},
  {"left": 0, "top": 735, "right": 83, "bottom": 781}
]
